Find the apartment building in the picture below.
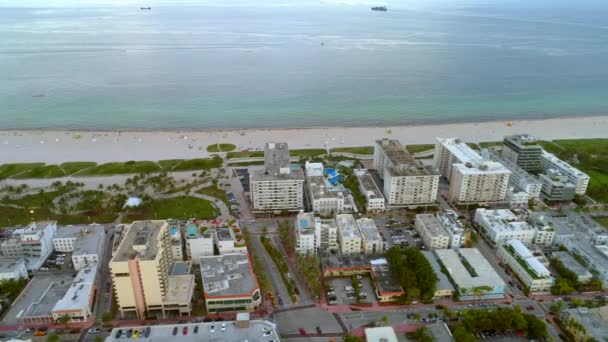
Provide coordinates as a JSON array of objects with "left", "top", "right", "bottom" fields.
[
  {"left": 501, "top": 134, "right": 543, "bottom": 172},
  {"left": 483, "top": 148, "right": 543, "bottom": 199},
  {"left": 185, "top": 223, "right": 214, "bottom": 264},
  {"left": 295, "top": 212, "right": 318, "bottom": 255},
  {"left": 169, "top": 226, "right": 184, "bottom": 261},
  {"left": 474, "top": 209, "right": 536, "bottom": 246},
  {"left": 356, "top": 218, "right": 383, "bottom": 255},
  {"left": 354, "top": 169, "right": 386, "bottom": 212},
  {"left": 200, "top": 253, "right": 261, "bottom": 312},
  {"left": 319, "top": 218, "right": 339, "bottom": 253},
  {"left": 305, "top": 162, "right": 354, "bottom": 215},
  {"left": 52, "top": 224, "right": 105, "bottom": 271},
  {"left": 374, "top": 139, "right": 439, "bottom": 206},
  {"left": 336, "top": 214, "right": 362, "bottom": 255},
  {"left": 250, "top": 142, "right": 305, "bottom": 213},
  {"left": 52, "top": 265, "right": 97, "bottom": 323},
  {"left": 414, "top": 214, "right": 450, "bottom": 250},
  {"left": 538, "top": 169, "right": 576, "bottom": 202},
  {"left": 497, "top": 240, "right": 554, "bottom": 293},
  {"left": 1, "top": 221, "right": 57, "bottom": 270},
  {"left": 214, "top": 227, "right": 247, "bottom": 255},
  {"left": 435, "top": 138, "right": 511, "bottom": 204},
  {"left": 540, "top": 150, "right": 590, "bottom": 195},
  {"left": 109, "top": 220, "right": 195, "bottom": 319}
]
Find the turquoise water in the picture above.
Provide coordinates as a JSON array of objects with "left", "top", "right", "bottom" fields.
[{"left": 1, "top": 0, "right": 608, "bottom": 129}]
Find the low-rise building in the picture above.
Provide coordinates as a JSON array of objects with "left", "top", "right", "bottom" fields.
[
  {"left": 474, "top": 209, "right": 536, "bottom": 246},
  {"left": 561, "top": 306, "right": 608, "bottom": 341},
  {"left": 365, "top": 326, "right": 399, "bottom": 342},
  {"left": 540, "top": 150, "right": 590, "bottom": 195},
  {"left": 169, "top": 226, "right": 184, "bottom": 261},
  {"left": 415, "top": 214, "right": 450, "bottom": 250},
  {"left": 434, "top": 248, "right": 505, "bottom": 300},
  {"left": 200, "top": 253, "right": 261, "bottom": 312},
  {"left": 0, "top": 258, "right": 28, "bottom": 281},
  {"left": 506, "top": 187, "right": 531, "bottom": 208},
  {"left": 319, "top": 218, "right": 339, "bottom": 253},
  {"left": 336, "top": 214, "right": 362, "bottom": 255},
  {"left": 1, "top": 221, "right": 57, "bottom": 270},
  {"left": 52, "top": 265, "right": 97, "bottom": 323},
  {"left": 422, "top": 251, "right": 455, "bottom": 298},
  {"left": 497, "top": 240, "right": 554, "bottom": 293},
  {"left": 250, "top": 142, "right": 305, "bottom": 213},
  {"left": 539, "top": 169, "right": 577, "bottom": 202},
  {"left": 214, "top": 226, "right": 247, "bottom": 255},
  {"left": 305, "top": 162, "right": 354, "bottom": 215},
  {"left": 374, "top": 139, "right": 439, "bottom": 206},
  {"left": 552, "top": 251, "right": 593, "bottom": 284},
  {"left": 356, "top": 218, "right": 383, "bottom": 255},
  {"left": 185, "top": 223, "right": 214, "bottom": 264},
  {"left": 370, "top": 259, "right": 404, "bottom": 302},
  {"left": 52, "top": 224, "right": 106, "bottom": 271},
  {"left": 354, "top": 169, "right": 386, "bottom": 212}
]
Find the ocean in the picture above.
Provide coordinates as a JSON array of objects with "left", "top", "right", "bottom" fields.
[{"left": 1, "top": 0, "right": 607, "bottom": 130}]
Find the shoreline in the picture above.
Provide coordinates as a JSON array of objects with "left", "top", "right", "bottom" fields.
[{"left": 2, "top": 115, "right": 608, "bottom": 164}]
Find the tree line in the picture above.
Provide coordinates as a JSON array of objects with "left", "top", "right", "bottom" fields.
[{"left": 386, "top": 246, "right": 438, "bottom": 302}]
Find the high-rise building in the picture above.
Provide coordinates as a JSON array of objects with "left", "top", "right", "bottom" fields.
[
  {"left": 483, "top": 148, "right": 542, "bottom": 199},
  {"left": 374, "top": 139, "right": 439, "bottom": 206},
  {"left": 538, "top": 169, "right": 576, "bottom": 202},
  {"left": 250, "top": 142, "right": 305, "bottom": 213},
  {"left": 501, "top": 134, "right": 543, "bottom": 172},
  {"left": 109, "top": 220, "right": 194, "bottom": 319},
  {"left": 434, "top": 138, "right": 511, "bottom": 204},
  {"left": 540, "top": 150, "right": 589, "bottom": 195}
]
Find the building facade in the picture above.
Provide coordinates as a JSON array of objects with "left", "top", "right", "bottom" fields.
[
  {"left": 540, "top": 150, "right": 590, "bottom": 195},
  {"left": 538, "top": 169, "right": 577, "bottom": 202},
  {"left": 1, "top": 221, "right": 57, "bottom": 271},
  {"left": 354, "top": 169, "right": 386, "bottom": 212},
  {"left": 305, "top": 162, "right": 354, "bottom": 215},
  {"left": 356, "top": 218, "right": 383, "bottom": 255},
  {"left": 0, "top": 258, "right": 28, "bottom": 281},
  {"left": 414, "top": 214, "right": 450, "bottom": 250},
  {"left": 501, "top": 134, "right": 543, "bottom": 172},
  {"left": 185, "top": 223, "right": 214, "bottom": 264},
  {"left": 474, "top": 209, "right": 536, "bottom": 246},
  {"left": 52, "top": 265, "right": 97, "bottom": 323},
  {"left": 336, "top": 214, "right": 362, "bottom": 255},
  {"left": 497, "top": 240, "right": 554, "bottom": 293}
]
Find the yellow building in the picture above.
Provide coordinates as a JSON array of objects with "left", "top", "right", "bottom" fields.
[{"left": 110, "top": 220, "right": 194, "bottom": 319}]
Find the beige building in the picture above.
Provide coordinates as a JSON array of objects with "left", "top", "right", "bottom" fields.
[
  {"left": 373, "top": 139, "right": 439, "bottom": 206},
  {"left": 415, "top": 214, "right": 450, "bottom": 250},
  {"left": 336, "top": 214, "right": 362, "bottom": 255},
  {"left": 250, "top": 142, "right": 305, "bottom": 213},
  {"left": 356, "top": 218, "right": 383, "bottom": 255},
  {"left": 110, "top": 221, "right": 194, "bottom": 319}
]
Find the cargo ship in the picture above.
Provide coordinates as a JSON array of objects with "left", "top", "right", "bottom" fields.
[{"left": 371, "top": 6, "right": 387, "bottom": 11}]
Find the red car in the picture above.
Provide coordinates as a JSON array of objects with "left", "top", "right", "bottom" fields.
[
  {"left": 299, "top": 328, "right": 307, "bottom": 336},
  {"left": 183, "top": 327, "right": 188, "bottom": 335}
]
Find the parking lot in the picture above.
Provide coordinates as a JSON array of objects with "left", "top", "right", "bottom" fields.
[
  {"left": 40, "top": 251, "right": 74, "bottom": 273},
  {"left": 326, "top": 276, "right": 378, "bottom": 306},
  {"left": 374, "top": 221, "right": 423, "bottom": 251}
]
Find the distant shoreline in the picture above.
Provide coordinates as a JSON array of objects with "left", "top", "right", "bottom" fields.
[{"left": 2, "top": 115, "right": 608, "bottom": 164}]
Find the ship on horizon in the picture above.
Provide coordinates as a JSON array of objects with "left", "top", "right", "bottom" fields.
[
  {"left": 140, "top": 7, "right": 152, "bottom": 10},
  {"left": 371, "top": 6, "right": 387, "bottom": 11}
]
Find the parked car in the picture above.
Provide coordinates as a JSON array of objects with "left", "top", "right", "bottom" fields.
[
  {"left": 182, "top": 327, "right": 188, "bottom": 335},
  {"left": 88, "top": 327, "right": 101, "bottom": 334},
  {"left": 144, "top": 327, "right": 151, "bottom": 338},
  {"left": 172, "top": 327, "right": 178, "bottom": 336},
  {"left": 316, "top": 326, "right": 322, "bottom": 334},
  {"left": 221, "top": 323, "right": 226, "bottom": 332},
  {"left": 193, "top": 325, "right": 199, "bottom": 334},
  {"left": 299, "top": 328, "right": 307, "bottom": 336}
]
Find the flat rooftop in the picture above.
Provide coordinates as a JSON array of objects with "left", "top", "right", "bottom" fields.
[
  {"left": 170, "top": 262, "right": 191, "bottom": 276},
  {"left": 370, "top": 259, "right": 403, "bottom": 294},
  {"left": 22, "top": 273, "right": 73, "bottom": 318},
  {"left": 53, "top": 265, "right": 97, "bottom": 312},
  {"left": 264, "top": 142, "right": 291, "bottom": 169},
  {"left": 476, "top": 209, "right": 533, "bottom": 233},
  {"left": 336, "top": 214, "right": 361, "bottom": 240},
  {"left": 552, "top": 252, "right": 592, "bottom": 279},
  {"left": 427, "top": 323, "right": 455, "bottom": 342},
  {"left": 377, "top": 139, "right": 435, "bottom": 177},
  {"left": 165, "top": 275, "right": 195, "bottom": 304},
  {"left": 422, "top": 251, "right": 455, "bottom": 292},
  {"left": 565, "top": 307, "right": 608, "bottom": 340},
  {"left": 113, "top": 221, "right": 166, "bottom": 262},
  {"left": 354, "top": 169, "right": 383, "bottom": 199},
  {"left": 73, "top": 225, "right": 105, "bottom": 256},
  {"left": 250, "top": 165, "right": 305, "bottom": 181},
  {"left": 215, "top": 227, "right": 235, "bottom": 241},
  {"left": 0, "top": 257, "right": 25, "bottom": 273},
  {"left": 105, "top": 320, "right": 279, "bottom": 342},
  {"left": 200, "top": 253, "right": 258, "bottom": 298},
  {"left": 296, "top": 212, "right": 316, "bottom": 235},
  {"left": 542, "top": 150, "right": 589, "bottom": 177},
  {"left": 453, "top": 160, "right": 510, "bottom": 175},
  {"left": 436, "top": 137, "right": 484, "bottom": 164},
  {"left": 321, "top": 254, "right": 371, "bottom": 270},
  {"left": 416, "top": 214, "right": 448, "bottom": 238},
  {"left": 435, "top": 248, "right": 505, "bottom": 289},
  {"left": 356, "top": 218, "right": 381, "bottom": 242},
  {"left": 484, "top": 148, "right": 541, "bottom": 183},
  {"left": 308, "top": 174, "right": 347, "bottom": 199}
]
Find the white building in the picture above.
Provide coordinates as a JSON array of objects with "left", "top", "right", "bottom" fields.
[
  {"left": 52, "top": 265, "right": 97, "bottom": 323},
  {"left": 540, "top": 150, "right": 590, "bottom": 195},
  {"left": 538, "top": 169, "right": 577, "bottom": 202},
  {"left": 336, "top": 214, "right": 362, "bottom": 255},
  {"left": 374, "top": 139, "right": 439, "bottom": 206},
  {"left": 415, "top": 214, "right": 450, "bottom": 250},
  {"left": 354, "top": 169, "right": 386, "bottom": 212},
  {"left": 305, "top": 162, "right": 354, "bottom": 215},
  {"left": 169, "top": 226, "right": 184, "bottom": 261},
  {"left": 1, "top": 221, "right": 57, "bottom": 271},
  {"left": 474, "top": 209, "right": 536, "bottom": 246},
  {"left": 250, "top": 142, "right": 305, "bottom": 213},
  {"left": 506, "top": 187, "right": 530, "bottom": 208},
  {"left": 497, "top": 240, "right": 554, "bottom": 293},
  {"left": 52, "top": 224, "right": 105, "bottom": 271},
  {"left": 185, "top": 224, "right": 214, "bottom": 264},
  {"left": 435, "top": 138, "right": 511, "bottom": 204},
  {"left": 483, "top": 148, "right": 542, "bottom": 199},
  {"left": 295, "top": 212, "right": 319, "bottom": 255},
  {"left": 356, "top": 218, "right": 383, "bottom": 255},
  {"left": 214, "top": 227, "right": 247, "bottom": 255},
  {"left": 434, "top": 248, "right": 506, "bottom": 300},
  {"left": 319, "top": 218, "right": 339, "bottom": 253},
  {"left": 0, "top": 258, "right": 28, "bottom": 281}
]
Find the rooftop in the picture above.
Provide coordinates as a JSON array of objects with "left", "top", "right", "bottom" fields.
[
  {"left": 169, "top": 262, "right": 191, "bottom": 276},
  {"left": 436, "top": 137, "right": 484, "bottom": 164},
  {"left": 416, "top": 214, "right": 449, "bottom": 238},
  {"left": 504, "top": 240, "right": 551, "bottom": 278},
  {"left": 105, "top": 320, "right": 279, "bottom": 342},
  {"left": 565, "top": 306, "right": 608, "bottom": 340},
  {"left": 321, "top": 254, "right": 372, "bottom": 270},
  {"left": 264, "top": 142, "right": 291, "bottom": 169},
  {"left": 552, "top": 252, "right": 592, "bottom": 279},
  {"left": 73, "top": 225, "right": 105, "bottom": 256},
  {"left": 250, "top": 165, "right": 305, "bottom": 181},
  {"left": 504, "top": 134, "right": 541, "bottom": 149},
  {"left": 200, "top": 253, "right": 258, "bottom": 298},
  {"left": 336, "top": 214, "right": 361, "bottom": 240},
  {"left": 484, "top": 148, "right": 541, "bottom": 183},
  {"left": 22, "top": 274, "right": 72, "bottom": 318},
  {"left": 53, "top": 265, "right": 97, "bottom": 313},
  {"left": 370, "top": 258, "right": 403, "bottom": 295},
  {"left": 452, "top": 160, "right": 510, "bottom": 175},
  {"left": 422, "top": 251, "right": 455, "bottom": 292},
  {"left": 296, "top": 212, "right": 316, "bottom": 236},
  {"left": 165, "top": 274, "right": 195, "bottom": 304},
  {"left": 113, "top": 220, "right": 167, "bottom": 262},
  {"left": 476, "top": 209, "right": 533, "bottom": 233},
  {"left": 356, "top": 218, "right": 382, "bottom": 243},
  {"left": 365, "top": 326, "right": 399, "bottom": 342},
  {"left": 354, "top": 169, "right": 384, "bottom": 199},
  {"left": 435, "top": 248, "right": 505, "bottom": 289},
  {"left": 0, "top": 258, "right": 26, "bottom": 274},
  {"left": 377, "top": 139, "right": 436, "bottom": 177},
  {"left": 427, "top": 322, "right": 455, "bottom": 342},
  {"left": 215, "top": 227, "right": 235, "bottom": 241},
  {"left": 541, "top": 150, "right": 589, "bottom": 178}
]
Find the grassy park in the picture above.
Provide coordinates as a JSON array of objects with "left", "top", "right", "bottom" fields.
[
  {"left": 226, "top": 150, "right": 265, "bottom": 159},
  {"left": 122, "top": 196, "right": 217, "bottom": 222},
  {"left": 405, "top": 144, "right": 434, "bottom": 154},
  {"left": 206, "top": 143, "right": 237, "bottom": 152},
  {"left": 329, "top": 146, "right": 374, "bottom": 154}
]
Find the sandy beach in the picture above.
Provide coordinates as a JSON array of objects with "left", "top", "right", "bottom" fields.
[{"left": 1, "top": 116, "right": 608, "bottom": 164}]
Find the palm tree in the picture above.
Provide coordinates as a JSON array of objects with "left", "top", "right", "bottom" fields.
[{"left": 471, "top": 285, "right": 493, "bottom": 303}]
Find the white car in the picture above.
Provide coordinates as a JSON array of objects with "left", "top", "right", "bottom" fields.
[
  {"left": 221, "top": 323, "right": 226, "bottom": 332},
  {"left": 88, "top": 328, "right": 101, "bottom": 334},
  {"left": 40, "top": 267, "right": 49, "bottom": 271},
  {"left": 209, "top": 325, "right": 215, "bottom": 333}
]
